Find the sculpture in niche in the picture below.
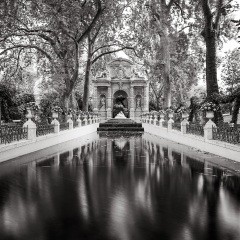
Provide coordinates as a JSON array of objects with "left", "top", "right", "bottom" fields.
[
  {"left": 99, "top": 95, "right": 106, "bottom": 110},
  {"left": 136, "top": 95, "right": 142, "bottom": 109}
]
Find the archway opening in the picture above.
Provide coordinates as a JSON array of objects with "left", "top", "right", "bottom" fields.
[{"left": 113, "top": 90, "right": 129, "bottom": 118}]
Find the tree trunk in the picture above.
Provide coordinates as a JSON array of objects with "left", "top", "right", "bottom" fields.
[
  {"left": 231, "top": 96, "right": 240, "bottom": 124},
  {"left": 161, "top": 34, "right": 171, "bottom": 108},
  {"left": 83, "top": 35, "right": 92, "bottom": 112},
  {"left": 205, "top": 32, "right": 219, "bottom": 96},
  {"left": 61, "top": 91, "right": 70, "bottom": 109}
]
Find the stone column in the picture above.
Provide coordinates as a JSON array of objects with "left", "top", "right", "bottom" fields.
[
  {"left": 181, "top": 119, "right": 189, "bottom": 134},
  {"left": 130, "top": 85, "right": 134, "bottom": 119},
  {"left": 107, "top": 86, "right": 112, "bottom": 119},
  {"left": 93, "top": 86, "right": 98, "bottom": 113},
  {"left": 144, "top": 84, "right": 149, "bottom": 113}
]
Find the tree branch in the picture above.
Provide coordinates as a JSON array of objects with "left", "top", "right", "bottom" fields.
[
  {"left": 173, "top": 1, "right": 184, "bottom": 17},
  {"left": 215, "top": 0, "right": 224, "bottom": 30},
  {"left": 91, "top": 46, "right": 138, "bottom": 65},
  {"left": 92, "top": 44, "right": 123, "bottom": 56},
  {"left": 10, "top": 48, "right": 24, "bottom": 77},
  {"left": 201, "top": 0, "right": 212, "bottom": 19},
  {"left": 77, "top": 0, "right": 103, "bottom": 44},
  {"left": 0, "top": 45, "right": 53, "bottom": 62},
  {"left": 167, "top": 0, "right": 176, "bottom": 10},
  {"left": 91, "top": 24, "right": 102, "bottom": 44}
]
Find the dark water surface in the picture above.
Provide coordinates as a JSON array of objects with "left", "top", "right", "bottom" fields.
[{"left": 0, "top": 132, "right": 240, "bottom": 240}]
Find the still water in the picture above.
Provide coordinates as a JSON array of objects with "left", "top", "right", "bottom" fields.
[{"left": 0, "top": 132, "right": 240, "bottom": 240}]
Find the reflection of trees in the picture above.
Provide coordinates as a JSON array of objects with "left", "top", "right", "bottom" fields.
[{"left": 1, "top": 134, "right": 240, "bottom": 239}]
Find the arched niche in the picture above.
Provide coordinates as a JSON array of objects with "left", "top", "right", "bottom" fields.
[
  {"left": 135, "top": 94, "right": 142, "bottom": 110},
  {"left": 113, "top": 90, "right": 129, "bottom": 118},
  {"left": 99, "top": 94, "right": 106, "bottom": 110}
]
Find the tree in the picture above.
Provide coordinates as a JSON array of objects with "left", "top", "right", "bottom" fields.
[
  {"left": 221, "top": 49, "right": 240, "bottom": 94},
  {"left": 0, "top": 0, "right": 105, "bottom": 109},
  {"left": 81, "top": 1, "right": 138, "bottom": 111}
]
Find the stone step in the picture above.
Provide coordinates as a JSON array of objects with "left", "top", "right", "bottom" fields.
[
  {"left": 97, "top": 127, "right": 144, "bottom": 132},
  {"left": 98, "top": 118, "right": 144, "bottom": 132},
  {"left": 99, "top": 123, "right": 142, "bottom": 127}
]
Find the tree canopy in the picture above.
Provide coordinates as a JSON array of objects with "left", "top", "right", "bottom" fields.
[{"left": 0, "top": 0, "right": 239, "bottom": 123}]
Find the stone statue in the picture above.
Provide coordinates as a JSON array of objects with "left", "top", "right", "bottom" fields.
[
  {"left": 136, "top": 96, "right": 141, "bottom": 109},
  {"left": 131, "top": 68, "right": 140, "bottom": 78},
  {"left": 97, "top": 68, "right": 109, "bottom": 78},
  {"left": 99, "top": 96, "right": 106, "bottom": 110}
]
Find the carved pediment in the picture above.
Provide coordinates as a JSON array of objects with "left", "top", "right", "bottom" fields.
[{"left": 108, "top": 58, "right": 133, "bottom": 79}]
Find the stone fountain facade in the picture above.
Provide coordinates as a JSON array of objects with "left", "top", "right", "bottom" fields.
[{"left": 92, "top": 58, "right": 149, "bottom": 121}]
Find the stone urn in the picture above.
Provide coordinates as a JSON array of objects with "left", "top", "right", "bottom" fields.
[
  {"left": 25, "top": 107, "right": 32, "bottom": 120},
  {"left": 182, "top": 112, "right": 189, "bottom": 119},
  {"left": 160, "top": 113, "right": 165, "bottom": 119},
  {"left": 67, "top": 113, "right": 72, "bottom": 119},
  {"left": 168, "top": 112, "right": 174, "bottom": 119},
  {"left": 52, "top": 112, "right": 58, "bottom": 119},
  {"left": 206, "top": 111, "right": 214, "bottom": 119}
]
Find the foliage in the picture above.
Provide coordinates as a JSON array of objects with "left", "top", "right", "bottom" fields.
[
  {"left": 165, "top": 108, "right": 174, "bottom": 114},
  {"left": 200, "top": 101, "right": 220, "bottom": 112},
  {"left": 158, "top": 110, "right": 166, "bottom": 115},
  {"left": 176, "top": 106, "right": 189, "bottom": 114},
  {"left": 51, "top": 106, "right": 62, "bottom": 113},
  {"left": 0, "top": 0, "right": 105, "bottom": 108},
  {"left": 221, "top": 49, "right": 240, "bottom": 94},
  {"left": 25, "top": 102, "right": 39, "bottom": 111}
]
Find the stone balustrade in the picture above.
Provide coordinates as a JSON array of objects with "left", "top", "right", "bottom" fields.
[
  {"left": 23, "top": 113, "right": 100, "bottom": 141},
  {"left": 142, "top": 112, "right": 215, "bottom": 140}
]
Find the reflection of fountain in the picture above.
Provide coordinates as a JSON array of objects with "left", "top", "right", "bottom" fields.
[{"left": 115, "top": 139, "right": 128, "bottom": 150}]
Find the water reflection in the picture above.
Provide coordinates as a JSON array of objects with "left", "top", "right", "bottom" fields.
[{"left": 0, "top": 133, "right": 240, "bottom": 240}]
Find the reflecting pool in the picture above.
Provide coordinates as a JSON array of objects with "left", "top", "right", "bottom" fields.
[{"left": 0, "top": 132, "right": 240, "bottom": 240}]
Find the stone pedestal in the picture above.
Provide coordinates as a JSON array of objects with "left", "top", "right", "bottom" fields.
[
  {"left": 67, "top": 118, "right": 73, "bottom": 130},
  {"left": 168, "top": 119, "right": 174, "bottom": 131},
  {"left": 51, "top": 119, "right": 60, "bottom": 133},
  {"left": 204, "top": 119, "right": 216, "bottom": 140},
  {"left": 107, "top": 108, "right": 112, "bottom": 119},
  {"left": 159, "top": 118, "right": 165, "bottom": 127},
  {"left": 181, "top": 119, "right": 189, "bottom": 134},
  {"left": 23, "top": 119, "right": 36, "bottom": 140}
]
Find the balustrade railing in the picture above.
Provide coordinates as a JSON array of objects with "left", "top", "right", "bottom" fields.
[
  {"left": 213, "top": 126, "right": 240, "bottom": 144},
  {"left": 172, "top": 122, "right": 181, "bottom": 131},
  {"left": 60, "top": 123, "right": 69, "bottom": 131},
  {"left": 162, "top": 121, "right": 168, "bottom": 128},
  {"left": 36, "top": 124, "right": 54, "bottom": 137},
  {"left": 0, "top": 125, "right": 28, "bottom": 144},
  {"left": 186, "top": 124, "right": 204, "bottom": 136}
]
